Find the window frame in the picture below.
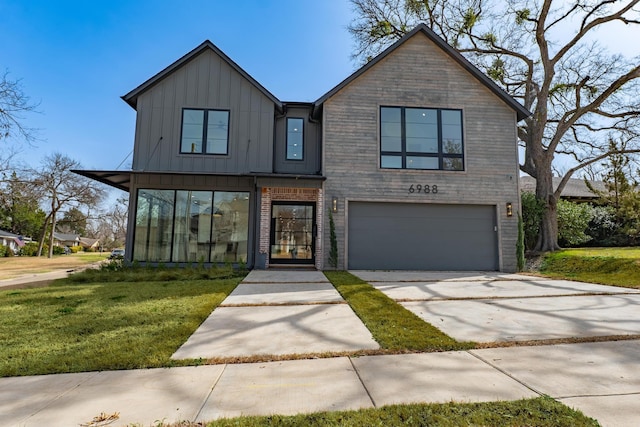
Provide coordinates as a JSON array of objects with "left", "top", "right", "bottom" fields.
[
  {"left": 180, "top": 108, "right": 230, "bottom": 155},
  {"left": 379, "top": 106, "right": 464, "bottom": 171},
  {"left": 286, "top": 117, "right": 304, "bottom": 161}
]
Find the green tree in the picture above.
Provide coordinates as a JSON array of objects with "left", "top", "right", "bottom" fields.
[
  {"left": 57, "top": 207, "right": 88, "bottom": 236},
  {"left": 349, "top": 0, "right": 640, "bottom": 251},
  {"left": 0, "top": 171, "right": 46, "bottom": 238},
  {"left": 588, "top": 137, "right": 640, "bottom": 244}
]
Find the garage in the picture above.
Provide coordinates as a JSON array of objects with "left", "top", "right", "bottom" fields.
[{"left": 348, "top": 202, "right": 498, "bottom": 270}]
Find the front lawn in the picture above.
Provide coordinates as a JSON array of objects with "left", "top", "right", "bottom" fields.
[
  {"left": 0, "top": 264, "right": 244, "bottom": 376},
  {"left": 539, "top": 247, "right": 640, "bottom": 289},
  {"left": 324, "top": 271, "right": 474, "bottom": 351},
  {"left": 152, "top": 397, "right": 599, "bottom": 427}
]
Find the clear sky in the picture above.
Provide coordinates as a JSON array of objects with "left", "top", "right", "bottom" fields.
[
  {"left": 1, "top": 0, "right": 355, "bottom": 187},
  {"left": 1, "top": 0, "right": 638, "bottom": 192}
]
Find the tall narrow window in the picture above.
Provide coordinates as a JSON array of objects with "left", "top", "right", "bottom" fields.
[
  {"left": 286, "top": 118, "right": 304, "bottom": 160},
  {"left": 380, "top": 106, "right": 464, "bottom": 171},
  {"left": 180, "top": 109, "right": 229, "bottom": 155}
]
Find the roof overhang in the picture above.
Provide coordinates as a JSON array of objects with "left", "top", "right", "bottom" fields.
[{"left": 71, "top": 170, "right": 326, "bottom": 193}]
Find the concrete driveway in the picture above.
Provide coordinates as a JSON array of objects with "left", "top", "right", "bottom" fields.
[{"left": 351, "top": 271, "right": 640, "bottom": 343}]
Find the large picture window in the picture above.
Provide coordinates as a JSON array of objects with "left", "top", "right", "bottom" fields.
[
  {"left": 180, "top": 109, "right": 229, "bottom": 155},
  {"left": 380, "top": 106, "right": 464, "bottom": 171},
  {"left": 132, "top": 189, "right": 249, "bottom": 263}
]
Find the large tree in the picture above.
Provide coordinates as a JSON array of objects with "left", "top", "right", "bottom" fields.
[
  {"left": 32, "top": 153, "right": 106, "bottom": 257},
  {"left": 349, "top": 0, "right": 640, "bottom": 251}
]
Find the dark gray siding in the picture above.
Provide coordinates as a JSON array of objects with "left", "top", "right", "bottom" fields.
[
  {"left": 274, "top": 106, "right": 321, "bottom": 175},
  {"left": 348, "top": 202, "right": 498, "bottom": 270},
  {"left": 131, "top": 49, "right": 275, "bottom": 174}
]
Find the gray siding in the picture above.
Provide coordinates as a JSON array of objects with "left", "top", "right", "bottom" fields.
[
  {"left": 274, "top": 106, "right": 321, "bottom": 174},
  {"left": 322, "top": 32, "right": 521, "bottom": 272},
  {"left": 131, "top": 49, "right": 275, "bottom": 174}
]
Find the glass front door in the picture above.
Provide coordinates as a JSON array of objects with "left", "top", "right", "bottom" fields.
[{"left": 270, "top": 203, "right": 315, "bottom": 264}]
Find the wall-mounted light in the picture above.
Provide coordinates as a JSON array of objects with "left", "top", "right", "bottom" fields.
[
  {"left": 506, "top": 202, "right": 513, "bottom": 217},
  {"left": 332, "top": 197, "right": 338, "bottom": 213}
]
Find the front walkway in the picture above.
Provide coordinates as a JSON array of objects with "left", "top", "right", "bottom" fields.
[{"left": 171, "top": 270, "right": 379, "bottom": 360}]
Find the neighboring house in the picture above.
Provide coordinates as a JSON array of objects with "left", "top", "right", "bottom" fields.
[
  {"left": 75, "top": 24, "right": 530, "bottom": 272},
  {"left": 79, "top": 237, "right": 101, "bottom": 251},
  {"left": 0, "top": 229, "right": 27, "bottom": 254},
  {"left": 53, "top": 232, "right": 81, "bottom": 248},
  {"left": 520, "top": 176, "right": 607, "bottom": 203}
]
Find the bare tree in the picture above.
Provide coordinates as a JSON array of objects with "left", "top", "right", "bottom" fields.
[
  {"left": 0, "top": 70, "right": 39, "bottom": 171},
  {"left": 93, "top": 196, "right": 128, "bottom": 249},
  {"left": 32, "top": 153, "right": 106, "bottom": 257},
  {"left": 349, "top": 0, "right": 640, "bottom": 251}
]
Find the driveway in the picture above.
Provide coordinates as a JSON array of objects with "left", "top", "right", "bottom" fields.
[{"left": 351, "top": 271, "right": 640, "bottom": 343}]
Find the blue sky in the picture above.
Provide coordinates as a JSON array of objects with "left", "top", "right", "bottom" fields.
[
  {"left": 1, "top": 0, "right": 355, "bottom": 181},
  {"left": 1, "top": 0, "right": 638, "bottom": 189}
]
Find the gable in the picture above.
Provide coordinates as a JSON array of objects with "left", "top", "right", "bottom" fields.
[
  {"left": 315, "top": 24, "right": 529, "bottom": 121},
  {"left": 122, "top": 41, "right": 282, "bottom": 111}
]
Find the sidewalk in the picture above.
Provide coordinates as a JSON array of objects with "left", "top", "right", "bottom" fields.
[{"left": 3, "top": 341, "right": 639, "bottom": 426}]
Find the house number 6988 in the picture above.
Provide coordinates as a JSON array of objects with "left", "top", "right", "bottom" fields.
[{"left": 408, "top": 184, "right": 438, "bottom": 194}]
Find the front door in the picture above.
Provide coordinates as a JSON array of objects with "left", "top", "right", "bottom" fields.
[{"left": 270, "top": 203, "right": 315, "bottom": 264}]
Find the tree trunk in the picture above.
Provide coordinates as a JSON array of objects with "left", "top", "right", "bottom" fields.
[
  {"left": 534, "top": 168, "right": 561, "bottom": 252},
  {"left": 48, "top": 212, "right": 57, "bottom": 258}
]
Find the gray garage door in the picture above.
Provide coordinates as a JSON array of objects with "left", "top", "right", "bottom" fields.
[{"left": 348, "top": 202, "right": 498, "bottom": 270}]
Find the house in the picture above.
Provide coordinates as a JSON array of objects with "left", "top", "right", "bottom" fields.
[
  {"left": 0, "top": 229, "right": 27, "bottom": 254},
  {"left": 520, "top": 176, "right": 606, "bottom": 203},
  {"left": 79, "top": 237, "right": 101, "bottom": 251},
  {"left": 75, "top": 24, "right": 529, "bottom": 272},
  {"left": 52, "top": 232, "right": 81, "bottom": 248}
]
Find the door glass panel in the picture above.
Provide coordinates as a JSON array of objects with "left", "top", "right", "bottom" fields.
[{"left": 271, "top": 204, "right": 314, "bottom": 261}]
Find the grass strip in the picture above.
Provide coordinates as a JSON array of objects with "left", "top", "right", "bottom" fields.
[
  {"left": 0, "top": 265, "right": 244, "bottom": 377},
  {"left": 149, "top": 396, "right": 599, "bottom": 427},
  {"left": 324, "top": 271, "right": 474, "bottom": 351},
  {"left": 540, "top": 250, "right": 640, "bottom": 289}
]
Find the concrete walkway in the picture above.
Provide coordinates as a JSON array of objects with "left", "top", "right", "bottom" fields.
[{"left": 2, "top": 270, "right": 640, "bottom": 426}]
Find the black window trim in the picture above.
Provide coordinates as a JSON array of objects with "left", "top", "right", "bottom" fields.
[
  {"left": 179, "top": 108, "right": 230, "bottom": 156},
  {"left": 379, "top": 106, "right": 464, "bottom": 171},
  {"left": 286, "top": 117, "right": 305, "bottom": 161}
]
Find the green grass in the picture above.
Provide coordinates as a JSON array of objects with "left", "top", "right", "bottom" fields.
[
  {"left": 0, "top": 264, "right": 244, "bottom": 376},
  {"left": 147, "top": 397, "right": 598, "bottom": 427},
  {"left": 324, "top": 271, "right": 474, "bottom": 351},
  {"left": 539, "top": 247, "right": 640, "bottom": 289}
]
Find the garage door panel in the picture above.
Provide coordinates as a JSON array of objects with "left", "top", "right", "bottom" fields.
[{"left": 348, "top": 202, "right": 498, "bottom": 270}]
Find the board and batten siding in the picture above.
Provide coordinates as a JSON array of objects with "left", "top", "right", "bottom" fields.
[
  {"left": 131, "top": 49, "right": 275, "bottom": 175},
  {"left": 322, "top": 32, "right": 521, "bottom": 272}
]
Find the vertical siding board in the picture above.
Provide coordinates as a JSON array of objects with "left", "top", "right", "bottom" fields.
[{"left": 130, "top": 49, "right": 277, "bottom": 176}]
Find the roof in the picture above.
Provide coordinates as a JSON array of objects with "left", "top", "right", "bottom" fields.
[
  {"left": 520, "top": 176, "right": 606, "bottom": 200},
  {"left": 71, "top": 170, "right": 326, "bottom": 192},
  {"left": 121, "top": 40, "right": 282, "bottom": 111},
  {"left": 0, "top": 229, "right": 21, "bottom": 239},
  {"left": 53, "top": 232, "right": 80, "bottom": 242},
  {"left": 79, "top": 237, "right": 100, "bottom": 247},
  {"left": 314, "top": 23, "right": 531, "bottom": 122}
]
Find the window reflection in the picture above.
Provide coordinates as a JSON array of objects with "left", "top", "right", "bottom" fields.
[{"left": 133, "top": 189, "right": 249, "bottom": 263}]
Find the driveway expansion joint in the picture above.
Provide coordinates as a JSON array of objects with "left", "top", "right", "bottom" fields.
[{"left": 466, "top": 350, "right": 545, "bottom": 397}]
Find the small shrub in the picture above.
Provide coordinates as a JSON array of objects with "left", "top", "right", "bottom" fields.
[
  {"left": 521, "top": 191, "right": 545, "bottom": 250},
  {"left": 69, "top": 246, "right": 82, "bottom": 253},
  {"left": 0, "top": 245, "right": 12, "bottom": 257},
  {"left": 52, "top": 246, "right": 66, "bottom": 255},
  {"left": 20, "top": 242, "right": 42, "bottom": 256}
]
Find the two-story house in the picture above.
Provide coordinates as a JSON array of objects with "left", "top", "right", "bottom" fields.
[{"left": 76, "top": 24, "right": 529, "bottom": 272}]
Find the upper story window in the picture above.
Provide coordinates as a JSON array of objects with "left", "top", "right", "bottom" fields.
[
  {"left": 286, "top": 118, "right": 304, "bottom": 160},
  {"left": 180, "top": 109, "right": 230, "bottom": 155},
  {"left": 380, "top": 106, "right": 464, "bottom": 171}
]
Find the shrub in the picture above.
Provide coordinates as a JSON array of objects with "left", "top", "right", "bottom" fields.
[
  {"left": 557, "top": 200, "right": 593, "bottom": 247},
  {"left": 69, "top": 245, "right": 82, "bottom": 253},
  {"left": 20, "top": 242, "right": 43, "bottom": 256},
  {"left": 0, "top": 245, "right": 12, "bottom": 257},
  {"left": 52, "top": 246, "right": 66, "bottom": 255},
  {"left": 520, "top": 192, "right": 545, "bottom": 250}
]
